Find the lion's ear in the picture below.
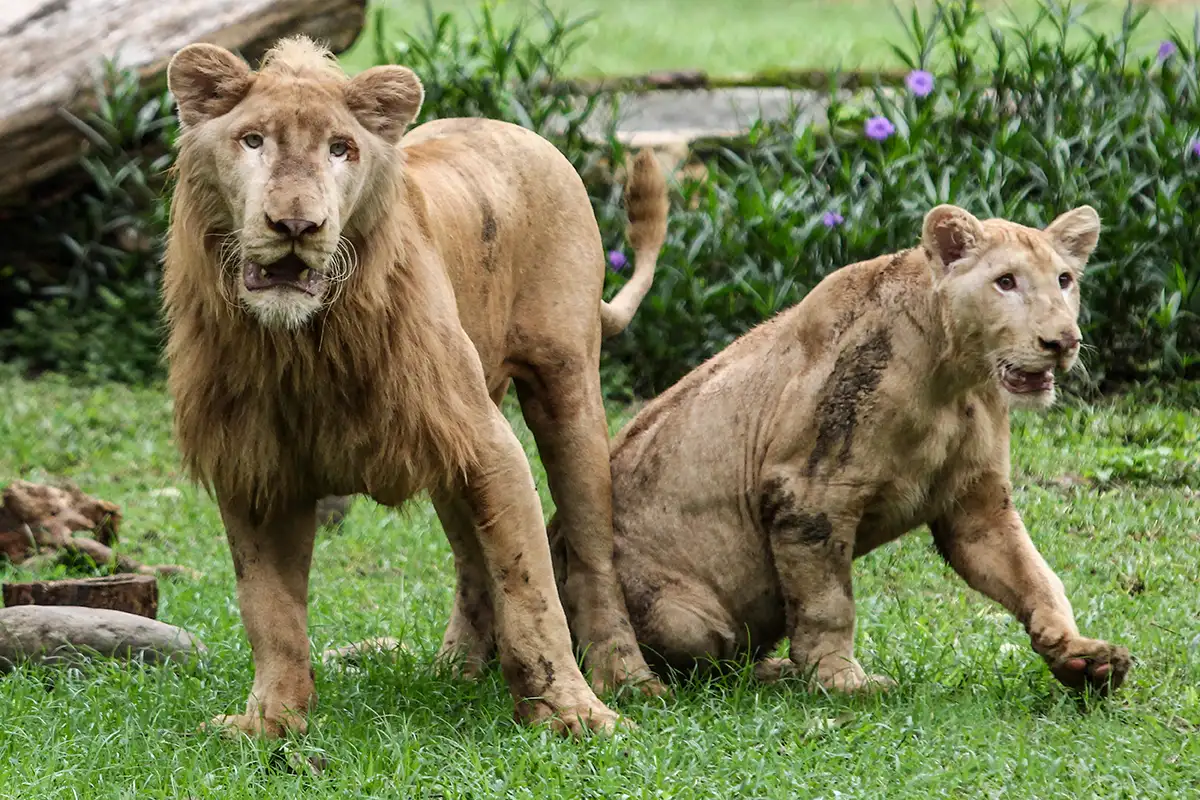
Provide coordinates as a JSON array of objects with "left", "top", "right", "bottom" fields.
[
  {"left": 1044, "top": 205, "right": 1101, "bottom": 268},
  {"left": 168, "top": 43, "right": 254, "bottom": 128},
  {"left": 344, "top": 66, "right": 424, "bottom": 144},
  {"left": 921, "top": 204, "right": 985, "bottom": 272}
]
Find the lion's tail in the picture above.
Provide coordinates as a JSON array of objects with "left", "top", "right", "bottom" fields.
[{"left": 600, "top": 149, "right": 669, "bottom": 338}]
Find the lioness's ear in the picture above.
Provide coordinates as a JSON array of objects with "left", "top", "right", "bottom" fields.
[
  {"left": 1044, "top": 205, "right": 1101, "bottom": 267},
  {"left": 344, "top": 66, "right": 424, "bottom": 144},
  {"left": 167, "top": 43, "right": 254, "bottom": 128},
  {"left": 921, "top": 204, "right": 985, "bottom": 272}
]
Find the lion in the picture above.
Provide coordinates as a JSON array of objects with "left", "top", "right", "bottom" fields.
[
  {"left": 162, "top": 35, "right": 668, "bottom": 738},
  {"left": 554, "top": 204, "right": 1132, "bottom": 696}
]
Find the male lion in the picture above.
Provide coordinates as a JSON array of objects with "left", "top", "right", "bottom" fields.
[
  {"left": 566, "top": 204, "right": 1131, "bottom": 695},
  {"left": 162, "top": 36, "right": 668, "bottom": 737}
]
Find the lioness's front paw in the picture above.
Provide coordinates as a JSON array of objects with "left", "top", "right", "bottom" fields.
[
  {"left": 202, "top": 711, "right": 307, "bottom": 739},
  {"left": 589, "top": 656, "right": 669, "bottom": 699},
  {"left": 515, "top": 696, "right": 625, "bottom": 737},
  {"left": 1046, "top": 637, "right": 1131, "bottom": 695},
  {"left": 755, "top": 657, "right": 894, "bottom": 693}
]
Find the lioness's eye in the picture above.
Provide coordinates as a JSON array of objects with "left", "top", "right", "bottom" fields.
[
  {"left": 242, "top": 133, "right": 264, "bottom": 150},
  {"left": 995, "top": 273, "right": 1017, "bottom": 292},
  {"left": 1058, "top": 272, "right": 1073, "bottom": 290},
  {"left": 330, "top": 140, "right": 350, "bottom": 158}
]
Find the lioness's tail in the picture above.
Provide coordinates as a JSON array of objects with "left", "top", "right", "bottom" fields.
[{"left": 601, "top": 149, "right": 669, "bottom": 338}]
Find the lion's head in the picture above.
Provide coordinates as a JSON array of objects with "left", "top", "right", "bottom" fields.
[
  {"left": 166, "top": 37, "right": 424, "bottom": 329},
  {"left": 922, "top": 204, "right": 1101, "bottom": 409}
]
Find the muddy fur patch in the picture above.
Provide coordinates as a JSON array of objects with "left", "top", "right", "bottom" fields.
[
  {"left": 805, "top": 327, "right": 893, "bottom": 476},
  {"left": 759, "top": 477, "right": 833, "bottom": 545}
]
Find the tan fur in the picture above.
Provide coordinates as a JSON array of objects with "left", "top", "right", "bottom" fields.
[
  {"left": 563, "top": 204, "right": 1130, "bottom": 696},
  {"left": 163, "top": 36, "right": 669, "bottom": 738}
]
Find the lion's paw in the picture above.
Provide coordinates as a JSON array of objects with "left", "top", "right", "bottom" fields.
[{"left": 1047, "top": 638, "right": 1131, "bottom": 696}]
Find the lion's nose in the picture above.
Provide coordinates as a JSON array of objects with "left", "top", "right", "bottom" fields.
[
  {"left": 266, "top": 215, "right": 322, "bottom": 240},
  {"left": 1038, "top": 333, "right": 1081, "bottom": 354}
]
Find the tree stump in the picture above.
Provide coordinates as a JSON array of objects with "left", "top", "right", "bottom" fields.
[
  {"left": 0, "top": 0, "right": 368, "bottom": 201},
  {"left": 2, "top": 574, "right": 159, "bottom": 619}
]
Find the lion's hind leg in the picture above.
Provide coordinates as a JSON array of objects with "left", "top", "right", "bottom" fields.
[
  {"left": 431, "top": 490, "right": 497, "bottom": 679},
  {"left": 514, "top": 366, "right": 666, "bottom": 698}
]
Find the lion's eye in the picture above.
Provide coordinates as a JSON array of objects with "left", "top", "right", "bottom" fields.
[
  {"left": 995, "top": 273, "right": 1017, "bottom": 292},
  {"left": 330, "top": 140, "right": 350, "bottom": 158},
  {"left": 1058, "top": 272, "right": 1073, "bottom": 290},
  {"left": 242, "top": 133, "right": 264, "bottom": 150}
]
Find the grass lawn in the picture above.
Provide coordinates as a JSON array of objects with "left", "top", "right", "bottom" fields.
[
  {"left": 0, "top": 372, "right": 1197, "bottom": 797},
  {"left": 342, "top": 0, "right": 1200, "bottom": 77}
]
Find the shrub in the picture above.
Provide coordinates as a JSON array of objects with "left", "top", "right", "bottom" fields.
[
  {"left": 601, "top": 0, "right": 1200, "bottom": 396},
  {"left": 0, "top": 65, "right": 176, "bottom": 383},
  {"left": 1, "top": 0, "right": 1196, "bottom": 398}
]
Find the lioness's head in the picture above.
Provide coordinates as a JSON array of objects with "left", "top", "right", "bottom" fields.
[
  {"left": 167, "top": 37, "right": 423, "bottom": 329},
  {"left": 923, "top": 204, "right": 1101, "bottom": 409}
]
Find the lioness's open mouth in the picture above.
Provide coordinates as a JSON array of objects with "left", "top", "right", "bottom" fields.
[
  {"left": 243, "top": 253, "right": 324, "bottom": 295},
  {"left": 1000, "top": 366, "right": 1055, "bottom": 394}
]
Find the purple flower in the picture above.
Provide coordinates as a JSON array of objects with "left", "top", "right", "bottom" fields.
[
  {"left": 905, "top": 69, "right": 935, "bottom": 98},
  {"left": 821, "top": 210, "right": 844, "bottom": 228},
  {"left": 607, "top": 250, "right": 628, "bottom": 271},
  {"left": 1157, "top": 40, "right": 1177, "bottom": 62},
  {"left": 1191, "top": 138, "right": 1200, "bottom": 158},
  {"left": 865, "top": 115, "right": 896, "bottom": 141}
]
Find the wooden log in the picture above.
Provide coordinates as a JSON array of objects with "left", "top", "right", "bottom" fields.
[
  {"left": 2, "top": 574, "right": 159, "bottom": 619},
  {"left": 0, "top": 0, "right": 368, "bottom": 200}
]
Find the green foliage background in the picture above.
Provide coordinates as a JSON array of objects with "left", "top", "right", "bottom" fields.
[{"left": 0, "top": 0, "right": 1196, "bottom": 394}]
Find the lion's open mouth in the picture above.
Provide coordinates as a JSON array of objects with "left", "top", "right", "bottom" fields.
[
  {"left": 1000, "top": 366, "right": 1055, "bottom": 395},
  {"left": 243, "top": 254, "right": 324, "bottom": 296}
]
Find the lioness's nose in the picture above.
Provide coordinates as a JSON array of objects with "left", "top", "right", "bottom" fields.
[
  {"left": 267, "top": 215, "right": 322, "bottom": 240},
  {"left": 1038, "top": 333, "right": 1081, "bottom": 354}
]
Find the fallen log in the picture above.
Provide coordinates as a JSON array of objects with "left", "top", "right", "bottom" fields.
[
  {"left": 2, "top": 574, "right": 159, "bottom": 619},
  {"left": 0, "top": 0, "right": 368, "bottom": 200}
]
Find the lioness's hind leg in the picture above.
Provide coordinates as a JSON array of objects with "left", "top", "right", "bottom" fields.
[
  {"left": 515, "top": 370, "right": 665, "bottom": 698},
  {"left": 431, "top": 491, "right": 496, "bottom": 679}
]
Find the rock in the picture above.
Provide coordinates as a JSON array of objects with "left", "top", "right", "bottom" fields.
[
  {"left": 321, "top": 636, "right": 405, "bottom": 669},
  {"left": 316, "top": 495, "right": 354, "bottom": 529},
  {"left": 0, "top": 605, "right": 206, "bottom": 671},
  {"left": 2, "top": 574, "right": 159, "bottom": 619}
]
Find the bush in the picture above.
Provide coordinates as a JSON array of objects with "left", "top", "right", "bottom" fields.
[
  {"left": 602, "top": 0, "right": 1200, "bottom": 396},
  {"left": 1, "top": 0, "right": 1196, "bottom": 397},
  {"left": 0, "top": 65, "right": 177, "bottom": 383}
]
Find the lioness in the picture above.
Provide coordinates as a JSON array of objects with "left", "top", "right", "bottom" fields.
[
  {"left": 574, "top": 204, "right": 1131, "bottom": 694},
  {"left": 162, "top": 36, "right": 668, "bottom": 737}
]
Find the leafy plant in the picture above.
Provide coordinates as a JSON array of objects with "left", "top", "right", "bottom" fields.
[
  {"left": 0, "top": 63, "right": 176, "bottom": 383},
  {"left": 602, "top": 0, "right": 1200, "bottom": 396},
  {"left": 369, "top": 0, "right": 612, "bottom": 174}
]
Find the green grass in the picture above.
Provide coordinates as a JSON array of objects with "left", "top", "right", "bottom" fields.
[
  {"left": 1, "top": 372, "right": 1198, "bottom": 798},
  {"left": 342, "top": 0, "right": 1200, "bottom": 77}
]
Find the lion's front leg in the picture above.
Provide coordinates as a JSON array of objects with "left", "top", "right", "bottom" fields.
[
  {"left": 207, "top": 497, "right": 317, "bottom": 738},
  {"left": 931, "top": 471, "right": 1131, "bottom": 695},
  {"left": 755, "top": 476, "right": 892, "bottom": 693},
  {"left": 457, "top": 406, "right": 620, "bottom": 736}
]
